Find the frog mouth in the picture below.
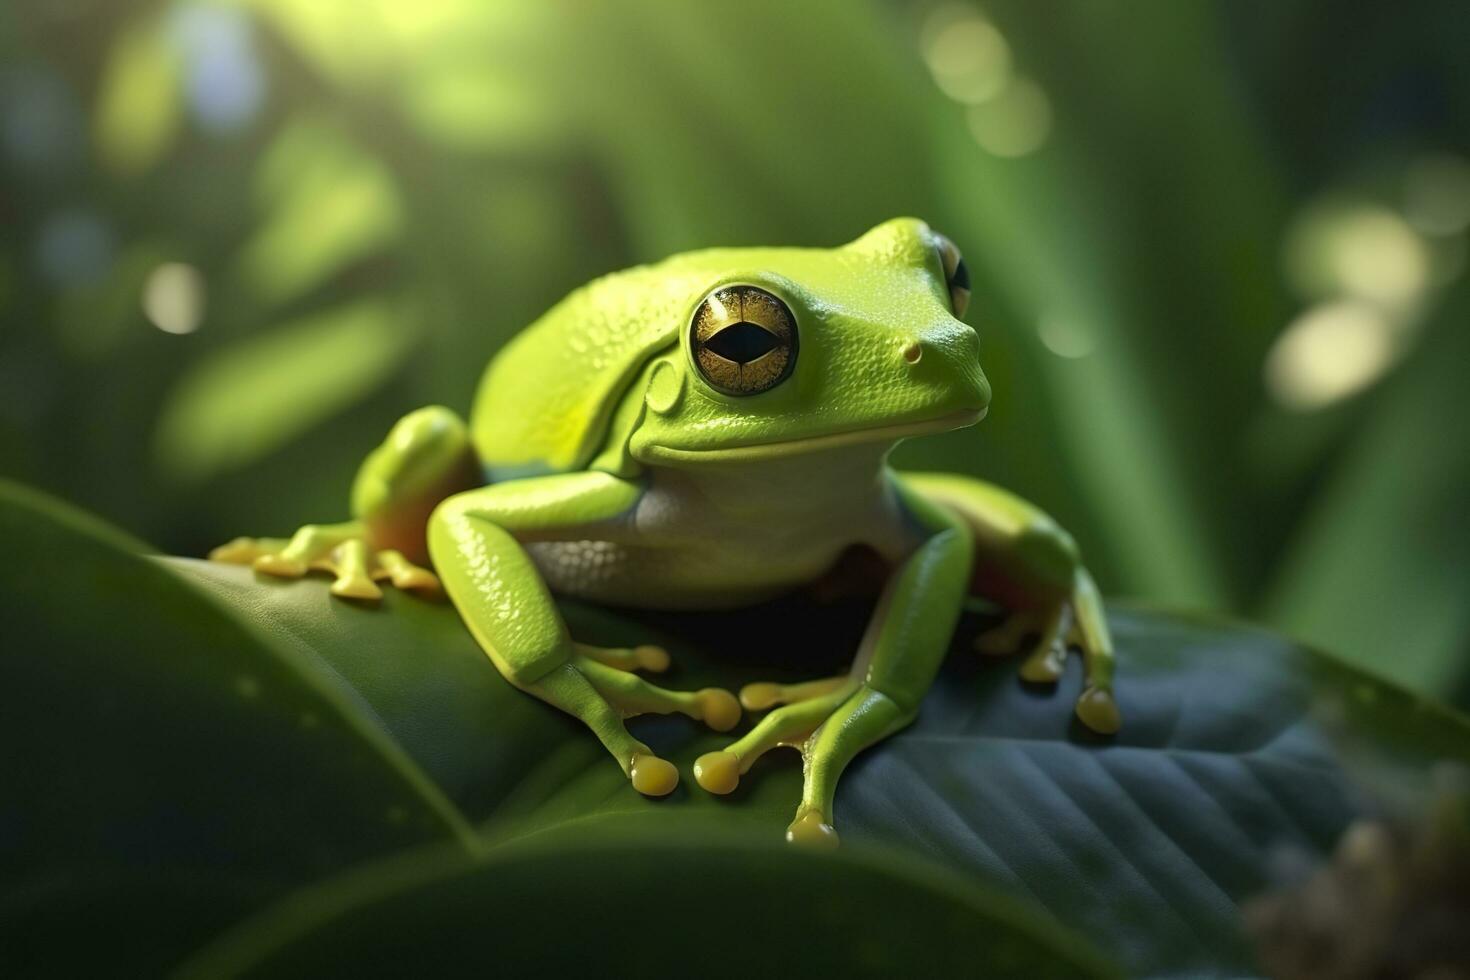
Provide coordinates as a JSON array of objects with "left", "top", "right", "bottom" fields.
[{"left": 640, "top": 408, "right": 986, "bottom": 463}]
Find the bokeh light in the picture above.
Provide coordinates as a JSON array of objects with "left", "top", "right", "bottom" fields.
[
  {"left": 921, "top": 6, "right": 1012, "bottom": 106},
  {"left": 1036, "top": 313, "right": 1096, "bottom": 359},
  {"left": 1403, "top": 153, "right": 1470, "bottom": 238},
  {"left": 142, "top": 262, "right": 207, "bottom": 335},
  {"left": 35, "top": 209, "right": 113, "bottom": 287},
  {"left": 1285, "top": 202, "right": 1430, "bottom": 309},
  {"left": 966, "top": 78, "right": 1051, "bottom": 158},
  {"left": 1264, "top": 301, "right": 1397, "bottom": 411}
]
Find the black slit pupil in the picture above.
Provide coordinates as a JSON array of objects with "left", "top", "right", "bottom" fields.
[
  {"left": 949, "top": 257, "right": 970, "bottom": 292},
  {"left": 703, "top": 321, "right": 781, "bottom": 364}
]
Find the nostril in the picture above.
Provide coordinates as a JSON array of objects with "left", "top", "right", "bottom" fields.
[{"left": 902, "top": 341, "right": 923, "bottom": 364}]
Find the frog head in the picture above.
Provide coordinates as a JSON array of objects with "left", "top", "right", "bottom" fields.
[{"left": 629, "top": 217, "right": 991, "bottom": 465}]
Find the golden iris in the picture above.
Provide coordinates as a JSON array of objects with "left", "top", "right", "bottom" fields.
[
  {"left": 935, "top": 233, "right": 971, "bottom": 318},
  {"left": 690, "top": 285, "right": 797, "bottom": 396}
]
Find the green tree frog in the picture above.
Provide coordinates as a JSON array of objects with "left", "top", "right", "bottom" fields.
[{"left": 211, "top": 218, "right": 1119, "bottom": 847}]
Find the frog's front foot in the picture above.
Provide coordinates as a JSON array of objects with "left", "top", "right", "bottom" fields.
[
  {"left": 976, "top": 604, "right": 1120, "bottom": 734},
  {"left": 693, "top": 673, "right": 862, "bottom": 841},
  {"left": 209, "top": 521, "right": 439, "bottom": 601},
  {"left": 521, "top": 645, "right": 741, "bottom": 798}
]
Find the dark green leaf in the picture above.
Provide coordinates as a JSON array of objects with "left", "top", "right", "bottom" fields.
[
  {"left": 0, "top": 481, "right": 476, "bottom": 977},
  {"left": 180, "top": 829, "right": 1117, "bottom": 980},
  {"left": 175, "top": 556, "right": 1469, "bottom": 978}
]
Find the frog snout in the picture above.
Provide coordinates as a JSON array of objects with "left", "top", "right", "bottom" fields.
[{"left": 899, "top": 323, "right": 989, "bottom": 408}]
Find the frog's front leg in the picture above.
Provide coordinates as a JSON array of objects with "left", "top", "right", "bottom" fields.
[
  {"left": 901, "top": 471, "right": 1120, "bottom": 735},
  {"left": 696, "top": 486, "right": 974, "bottom": 847},
  {"left": 210, "top": 406, "right": 479, "bottom": 599},
  {"left": 428, "top": 473, "right": 741, "bottom": 797}
]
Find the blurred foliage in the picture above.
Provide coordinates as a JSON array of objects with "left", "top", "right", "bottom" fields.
[{"left": 1, "top": 0, "right": 1468, "bottom": 706}]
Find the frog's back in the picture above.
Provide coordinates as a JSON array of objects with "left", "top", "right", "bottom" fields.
[{"left": 471, "top": 259, "right": 711, "bottom": 480}]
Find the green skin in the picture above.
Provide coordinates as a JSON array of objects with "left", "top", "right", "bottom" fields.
[{"left": 212, "top": 218, "right": 1119, "bottom": 847}]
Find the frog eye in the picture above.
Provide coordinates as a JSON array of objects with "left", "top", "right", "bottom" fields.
[
  {"left": 935, "top": 233, "right": 971, "bottom": 318},
  {"left": 690, "top": 285, "right": 798, "bottom": 396}
]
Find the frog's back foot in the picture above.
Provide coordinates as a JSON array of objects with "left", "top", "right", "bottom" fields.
[{"left": 208, "top": 524, "right": 441, "bottom": 602}]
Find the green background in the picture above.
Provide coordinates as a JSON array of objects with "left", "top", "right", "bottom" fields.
[{"left": 1, "top": 0, "right": 1468, "bottom": 711}]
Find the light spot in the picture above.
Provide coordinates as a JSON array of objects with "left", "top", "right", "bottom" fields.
[
  {"left": 142, "top": 262, "right": 206, "bottom": 334},
  {"left": 1403, "top": 153, "right": 1470, "bottom": 237},
  {"left": 234, "top": 674, "right": 261, "bottom": 699},
  {"left": 299, "top": 711, "right": 320, "bottom": 729},
  {"left": 1285, "top": 202, "right": 1429, "bottom": 308},
  {"left": 1036, "top": 313, "right": 1095, "bottom": 359},
  {"left": 170, "top": 6, "right": 265, "bottom": 133},
  {"left": 385, "top": 805, "right": 407, "bottom": 825},
  {"left": 966, "top": 78, "right": 1051, "bottom": 158},
  {"left": 921, "top": 7, "right": 1012, "bottom": 105},
  {"left": 1264, "top": 301, "right": 1397, "bottom": 411}
]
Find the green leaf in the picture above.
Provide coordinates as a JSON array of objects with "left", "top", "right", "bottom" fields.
[
  {"left": 173, "top": 559, "right": 1469, "bottom": 978},
  {"left": 8, "top": 482, "right": 1468, "bottom": 977},
  {"left": 238, "top": 120, "right": 402, "bottom": 306},
  {"left": 152, "top": 298, "right": 416, "bottom": 482},
  {"left": 0, "top": 481, "right": 477, "bottom": 977},
  {"left": 180, "top": 829, "right": 1118, "bottom": 980}
]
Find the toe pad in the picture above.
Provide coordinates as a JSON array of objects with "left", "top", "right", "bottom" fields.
[
  {"left": 1075, "top": 686, "right": 1121, "bottom": 734},
  {"left": 786, "top": 809, "right": 840, "bottom": 850},
  {"left": 634, "top": 644, "right": 670, "bottom": 672},
  {"left": 254, "top": 555, "right": 306, "bottom": 578},
  {"left": 739, "top": 682, "right": 783, "bottom": 712},
  {"left": 630, "top": 754, "right": 678, "bottom": 796},
  {"left": 697, "top": 688, "right": 742, "bottom": 732},
  {"left": 693, "top": 751, "right": 741, "bottom": 795}
]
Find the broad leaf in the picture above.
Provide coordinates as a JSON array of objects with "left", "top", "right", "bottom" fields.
[
  {"left": 179, "top": 829, "right": 1117, "bottom": 980},
  {"left": 0, "top": 483, "right": 476, "bottom": 976},
  {"left": 175, "top": 558, "right": 1470, "bottom": 978},
  {"left": 6, "top": 481, "right": 1468, "bottom": 978}
]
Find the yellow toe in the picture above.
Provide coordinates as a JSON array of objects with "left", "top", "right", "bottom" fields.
[
  {"left": 697, "top": 688, "right": 742, "bottom": 732},
  {"left": 331, "top": 576, "right": 384, "bottom": 601},
  {"left": 693, "top": 751, "right": 741, "bottom": 795},
  {"left": 391, "top": 567, "right": 440, "bottom": 592},
  {"left": 1019, "top": 649, "right": 1065, "bottom": 684},
  {"left": 634, "top": 644, "right": 670, "bottom": 673},
  {"left": 630, "top": 754, "right": 678, "bottom": 796},
  {"left": 786, "top": 808, "right": 840, "bottom": 850},
  {"left": 739, "top": 682, "right": 783, "bottom": 712},
  {"left": 209, "top": 537, "right": 257, "bottom": 564},
  {"left": 254, "top": 555, "right": 306, "bottom": 578},
  {"left": 1076, "top": 686, "right": 1121, "bottom": 734}
]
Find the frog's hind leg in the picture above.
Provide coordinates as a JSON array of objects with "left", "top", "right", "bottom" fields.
[
  {"left": 210, "top": 405, "right": 473, "bottom": 600},
  {"left": 899, "top": 471, "right": 1121, "bottom": 735},
  {"left": 976, "top": 603, "right": 1070, "bottom": 683}
]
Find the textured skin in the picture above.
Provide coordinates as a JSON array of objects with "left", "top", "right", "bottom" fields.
[
  {"left": 472, "top": 219, "right": 987, "bottom": 477},
  {"left": 214, "top": 218, "right": 1119, "bottom": 844}
]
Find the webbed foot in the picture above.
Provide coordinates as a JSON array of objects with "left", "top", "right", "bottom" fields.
[
  {"left": 522, "top": 648, "right": 742, "bottom": 798},
  {"left": 694, "top": 673, "right": 856, "bottom": 798},
  {"left": 210, "top": 522, "right": 439, "bottom": 601},
  {"left": 697, "top": 676, "right": 915, "bottom": 849},
  {"left": 975, "top": 603, "right": 1120, "bottom": 735}
]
